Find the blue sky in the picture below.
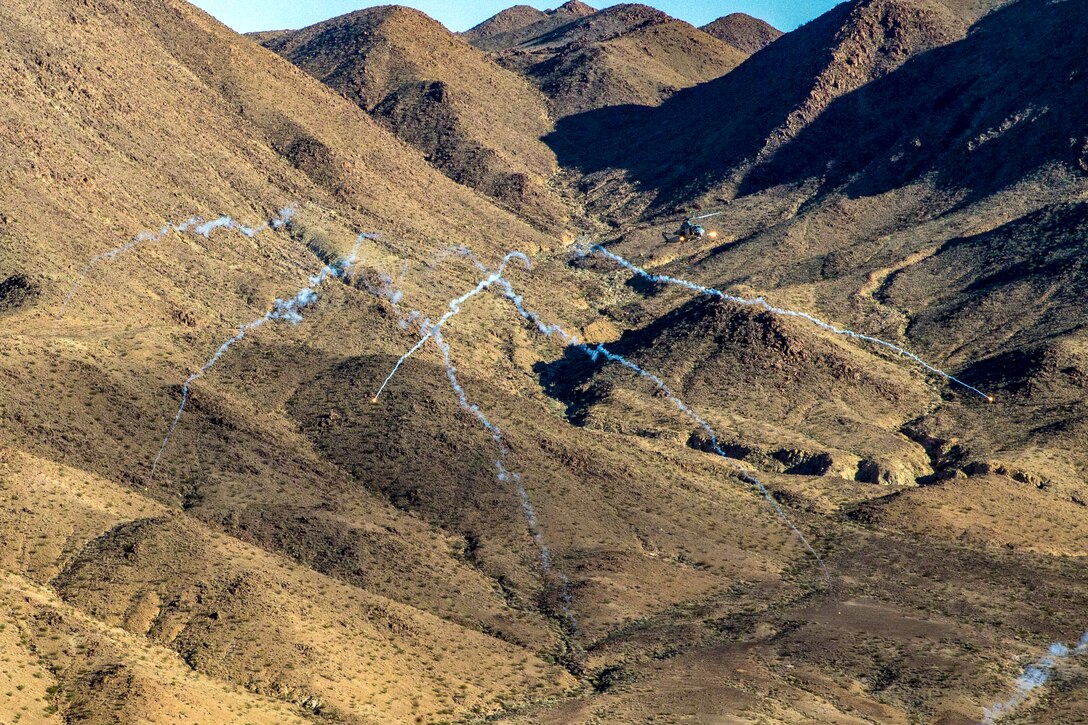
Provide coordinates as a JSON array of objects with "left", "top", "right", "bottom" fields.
[{"left": 188, "top": 1, "right": 843, "bottom": 34}]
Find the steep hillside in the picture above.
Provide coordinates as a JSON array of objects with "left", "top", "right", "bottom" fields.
[
  {"left": 247, "top": 28, "right": 291, "bottom": 45},
  {"left": 464, "top": 0, "right": 597, "bottom": 51},
  {"left": 567, "top": 0, "right": 1088, "bottom": 471},
  {"left": 0, "top": 0, "right": 583, "bottom": 720},
  {"left": 550, "top": 0, "right": 973, "bottom": 214},
  {"left": 258, "top": 6, "right": 568, "bottom": 230},
  {"left": 701, "top": 13, "right": 782, "bottom": 54},
  {"left": 6, "top": 0, "right": 1088, "bottom": 723},
  {"left": 0, "top": 452, "right": 574, "bottom": 722},
  {"left": 493, "top": 3, "right": 747, "bottom": 117},
  {"left": 749, "top": 0, "right": 1088, "bottom": 199}
]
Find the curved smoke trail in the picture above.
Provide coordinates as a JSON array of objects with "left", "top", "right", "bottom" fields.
[
  {"left": 375, "top": 252, "right": 829, "bottom": 581},
  {"left": 983, "top": 631, "right": 1088, "bottom": 723},
  {"left": 59, "top": 207, "right": 295, "bottom": 316},
  {"left": 486, "top": 275, "right": 830, "bottom": 582},
  {"left": 371, "top": 253, "right": 576, "bottom": 625},
  {"left": 584, "top": 244, "right": 993, "bottom": 402},
  {"left": 372, "top": 252, "right": 532, "bottom": 402},
  {"left": 150, "top": 234, "right": 363, "bottom": 477}
]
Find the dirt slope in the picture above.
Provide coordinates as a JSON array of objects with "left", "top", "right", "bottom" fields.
[
  {"left": 4, "top": 0, "right": 1088, "bottom": 723},
  {"left": 258, "top": 6, "right": 568, "bottom": 230},
  {"left": 464, "top": 0, "right": 597, "bottom": 51},
  {"left": 549, "top": 0, "right": 973, "bottom": 215},
  {"left": 0, "top": 0, "right": 580, "bottom": 720},
  {"left": 493, "top": 3, "right": 747, "bottom": 117},
  {"left": 567, "top": 0, "right": 1088, "bottom": 487},
  {"left": 700, "top": 13, "right": 782, "bottom": 54},
  {"left": 750, "top": 0, "right": 1088, "bottom": 199}
]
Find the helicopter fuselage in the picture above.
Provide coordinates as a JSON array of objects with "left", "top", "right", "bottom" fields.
[{"left": 664, "top": 220, "right": 717, "bottom": 243}]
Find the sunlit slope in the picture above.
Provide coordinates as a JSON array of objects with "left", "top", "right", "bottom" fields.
[
  {"left": 0, "top": 0, "right": 557, "bottom": 317},
  {"left": 260, "top": 6, "right": 569, "bottom": 230},
  {"left": 493, "top": 4, "right": 747, "bottom": 117},
  {"left": 2, "top": 0, "right": 1088, "bottom": 723},
  {"left": 0, "top": 0, "right": 584, "bottom": 721}
]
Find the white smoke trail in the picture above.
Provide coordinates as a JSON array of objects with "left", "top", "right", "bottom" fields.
[
  {"left": 425, "top": 244, "right": 477, "bottom": 268},
  {"left": 486, "top": 275, "right": 830, "bottom": 582},
  {"left": 371, "top": 252, "right": 532, "bottom": 402},
  {"left": 59, "top": 207, "right": 296, "bottom": 316},
  {"left": 375, "top": 252, "right": 828, "bottom": 581},
  {"left": 584, "top": 244, "right": 994, "bottom": 402},
  {"left": 983, "top": 631, "right": 1088, "bottom": 723},
  {"left": 431, "top": 325, "right": 577, "bottom": 627},
  {"left": 359, "top": 271, "right": 405, "bottom": 309},
  {"left": 370, "top": 252, "right": 576, "bottom": 626},
  {"left": 149, "top": 234, "right": 363, "bottom": 477}
]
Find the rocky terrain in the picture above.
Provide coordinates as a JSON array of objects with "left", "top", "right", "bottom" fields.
[
  {"left": 700, "top": 12, "right": 783, "bottom": 55},
  {"left": 480, "top": 3, "right": 749, "bottom": 117},
  {"left": 1, "top": 0, "right": 1086, "bottom": 723},
  {"left": 257, "top": 6, "right": 569, "bottom": 230},
  {"left": 462, "top": 1, "right": 597, "bottom": 52}
]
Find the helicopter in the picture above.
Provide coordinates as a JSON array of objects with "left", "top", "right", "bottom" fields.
[{"left": 662, "top": 211, "right": 722, "bottom": 243}]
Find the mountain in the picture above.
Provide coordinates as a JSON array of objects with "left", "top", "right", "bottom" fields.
[
  {"left": 491, "top": 3, "right": 748, "bottom": 117},
  {"left": 246, "top": 29, "right": 291, "bottom": 45},
  {"left": 6, "top": 0, "right": 1088, "bottom": 723},
  {"left": 552, "top": 0, "right": 1088, "bottom": 461},
  {"left": 257, "top": 6, "right": 569, "bottom": 230},
  {"left": 700, "top": 12, "right": 783, "bottom": 54},
  {"left": 748, "top": 0, "right": 1084, "bottom": 200},
  {"left": 0, "top": 0, "right": 582, "bottom": 719},
  {"left": 549, "top": 0, "right": 982, "bottom": 215},
  {"left": 530, "top": 3, "right": 1088, "bottom": 714},
  {"left": 463, "top": 0, "right": 597, "bottom": 51},
  {"left": 552, "top": 0, "right": 1088, "bottom": 531}
]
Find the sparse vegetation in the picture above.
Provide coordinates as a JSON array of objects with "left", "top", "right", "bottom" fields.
[{"left": 1, "top": 0, "right": 1087, "bottom": 723}]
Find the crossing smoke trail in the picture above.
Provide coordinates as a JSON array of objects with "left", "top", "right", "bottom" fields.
[
  {"left": 372, "top": 252, "right": 532, "bottom": 403},
  {"left": 375, "top": 252, "right": 829, "bottom": 581},
  {"left": 59, "top": 207, "right": 296, "bottom": 316},
  {"left": 583, "top": 244, "right": 994, "bottom": 403},
  {"left": 430, "top": 325, "right": 576, "bottom": 628},
  {"left": 372, "top": 252, "right": 576, "bottom": 626},
  {"left": 982, "top": 631, "right": 1088, "bottom": 723},
  {"left": 149, "top": 234, "right": 365, "bottom": 477},
  {"left": 486, "top": 275, "right": 830, "bottom": 582}
]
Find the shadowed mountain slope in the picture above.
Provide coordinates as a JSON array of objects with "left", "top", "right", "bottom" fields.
[
  {"left": 548, "top": 0, "right": 980, "bottom": 214},
  {"left": 258, "top": 5, "right": 569, "bottom": 230},
  {"left": 464, "top": 0, "right": 597, "bottom": 51},
  {"left": 492, "top": 3, "right": 747, "bottom": 117},
  {"left": 747, "top": 0, "right": 1088, "bottom": 200}
]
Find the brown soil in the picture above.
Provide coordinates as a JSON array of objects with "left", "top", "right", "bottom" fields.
[
  {"left": 258, "top": 6, "right": 569, "bottom": 230},
  {"left": 491, "top": 3, "right": 747, "bottom": 117},
  {"left": 701, "top": 13, "right": 783, "bottom": 55},
  {"left": 3, "top": 0, "right": 1088, "bottom": 723},
  {"left": 463, "top": 1, "right": 597, "bottom": 52}
]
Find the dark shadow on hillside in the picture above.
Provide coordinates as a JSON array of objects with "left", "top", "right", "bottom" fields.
[
  {"left": 534, "top": 347, "right": 606, "bottom": 426},
  {"left": 740, "top": 0, "right": 1088, "bottom": 205},
  {"left": 542, "top": 3, "right": 856, "bottom": 210},
  {"left": 547, "top": 0, "right": 1086, "bottom": 214}
]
